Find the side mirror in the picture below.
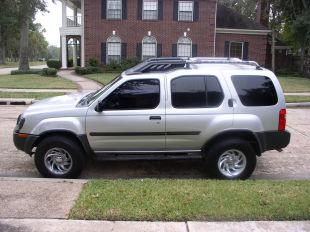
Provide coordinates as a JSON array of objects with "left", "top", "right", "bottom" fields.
[{"left": 95, "top": 100, "right": 105, "bottom": 112}]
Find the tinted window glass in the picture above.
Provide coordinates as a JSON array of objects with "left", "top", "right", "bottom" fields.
[
  {"left": 231, "top": 75, "right": 278, "bottom": 106},
  {"left": 102, "top": 79, "right": 160, "bottom": 110},
  {"left": 171, "top": 76, "right": 224, "bottom": 108}
]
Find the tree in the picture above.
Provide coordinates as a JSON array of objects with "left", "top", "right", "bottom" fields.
[
  {"left": 218, "top": 0, "right": 258, "bottom": 20},
  {"left": 29, "top": 23, "right": 48, "bottom": 60},
  {"left": 17, "top": 0, "right": 53, "bottom": 71},
  {"left": 47, "top": 46, "right": 60, "bottom": 60}
]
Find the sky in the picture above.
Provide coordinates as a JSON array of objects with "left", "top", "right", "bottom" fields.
[{"left": 34, "top": 1, "right": 62, "bottom": 47}]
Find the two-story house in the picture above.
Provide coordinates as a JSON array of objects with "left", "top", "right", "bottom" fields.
[{"left": 59, "top": 0, "right": 270, "bottom": 69}]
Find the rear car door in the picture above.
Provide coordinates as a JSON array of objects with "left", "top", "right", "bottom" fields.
[{"left": 86, "top": 77, "right": 166, "bottom": 152}]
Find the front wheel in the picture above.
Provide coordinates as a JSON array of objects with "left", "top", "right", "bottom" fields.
[
  {"left": 204, "top": 138, "right": 257, "bottom": 180},
  {"left": 34, "top": 136, "right": 85, "bottom": 178}
]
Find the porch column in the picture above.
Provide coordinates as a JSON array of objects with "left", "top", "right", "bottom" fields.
[
  {"left": 73, "top": 6, "right": 78, "bottom": 26},
  {"left": 81, "top": 34, "right": 85, "bottom": 67},
  {"left": 61, "top": 36, "right": 67, "bottom": 69},
  {"left": 62, "top": 0, "right": 67, "bottom": 28},
  {"left": 73, "top": 38, "right": 77, "bottom": 67}
]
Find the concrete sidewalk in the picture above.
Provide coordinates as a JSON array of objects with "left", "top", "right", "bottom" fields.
[{"left": 0, "top": 219, "right": 309, "bottom": 232}]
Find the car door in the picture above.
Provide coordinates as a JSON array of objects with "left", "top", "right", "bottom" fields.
[
  {"left": 86, "top": 77, "right": 166, "bottom": 152},
  {"left": 165, "top": 71, "right": 233, "bottom": 151}
]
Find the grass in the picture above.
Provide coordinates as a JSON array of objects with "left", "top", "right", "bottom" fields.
[
  {"left": 278, "top": 76, "right": 310, "bottom": 93},
  {"left": 70, "top": 179, "right": 310, "bottom": 221},
  {"left": 0, "top": 92, "right": 66, "bottom": 100},
  {"left": 285, "top": 95, "right": 310, "bottom": 103},
  {"left": 0, "top": 61, "right": 46, "bottom": 68},
  {"left": 85, "top": 73, "right": 119, "bottom": 85},
  {"left": 0, "top": 74, "right": 77, "bottom": 89}
]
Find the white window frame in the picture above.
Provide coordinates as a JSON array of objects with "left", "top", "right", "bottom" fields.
[
  {"left": 142, "top": 36, "right": 157, "bottom": 60},
  {"left": 142, "top": 0, "right": 159, "bottom": 20},
  {"left": 177, "top": 36, "right": 192, "bottom": 58},
  {"left": 106, "top": 0, "right": 122, "bottom": 20},
  {"left": 178, "top": 1, "right": 194, "bottom": 22},
  {"left": 229, "top": 41, "right": 244, "bottom": 60},
  {"left": 106, "top": 35, "right": 122, "bottom": 64}
]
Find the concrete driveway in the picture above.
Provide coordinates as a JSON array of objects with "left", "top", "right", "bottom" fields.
[{"left": 1, "top": 105, "right": 310, "bottom": 180}]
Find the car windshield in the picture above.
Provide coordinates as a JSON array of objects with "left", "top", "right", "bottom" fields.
[{"left": 78, "top": 75, "right": 122, "bottom": 106}]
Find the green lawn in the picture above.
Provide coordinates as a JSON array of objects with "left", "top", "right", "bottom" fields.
[
  {"left": 85, "top": 73, "right": 119, "bottom": 85},
  {"left": 0, "top": 74, "right": 77, "bottom": 89},
  {"left": 70, "top": 179, "right": 310, "bottom": 221},
  {"left": 0, "top": 61, "right": 46, "bottom": 68},
  {"left": 278, "top": 76, "right": 310, "bottom": 93},
  {"left": 285, "top": 95, "right": 310, "bottom": 103},
  {"left": 0, "top": 92, "right": 66, "bottom": 100}
]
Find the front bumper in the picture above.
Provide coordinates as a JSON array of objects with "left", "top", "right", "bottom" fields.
[
  {"left": 13, "top": 132, "right": 39, "bottom": 155},
  {"left": 255, "top": 130, "right": 291, "bottom": 153}
]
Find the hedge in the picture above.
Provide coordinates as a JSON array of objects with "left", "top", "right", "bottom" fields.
[
  {"left": 41, "top": 68, "right": 58, "bottom": 77},
  {"left": 47, "top": 59, "right": 61, "bottom": 70}
]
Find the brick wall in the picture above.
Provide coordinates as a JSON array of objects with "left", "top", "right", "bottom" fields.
[
  {"left": 215, "top": 33, "right": 268, "bottom": 66},
  {"left": 84, "top": 0, "right": 217, "bottom": 64}
]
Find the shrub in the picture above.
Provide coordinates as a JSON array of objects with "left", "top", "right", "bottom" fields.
[
  {"left": 41, "top": 68, "right": 57, "bottom": 77},
  {"left": 120, "top": 58, "right": 139, "bottom": 70},
  {"left": 103, "top": 58, "right": 140, "bottom": 73},
  {"left": 68, "top": 58, "right": 73, "bottom": 67},
  {"left": 11, "top": 69, "right": 42, "bottom": 75},
  {"left": 75, "top": 66, "right": 102, "bottom": 75},
  {"left": 47, "top": 59, "right": 61, "bottom": 70},
  {"left": 88, "top": 58, "right": 99, "bottom": 67}
]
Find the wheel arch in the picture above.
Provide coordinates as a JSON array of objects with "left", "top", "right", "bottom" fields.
[{"left": 202, "top": 130, "right": 263, "bottom": 157}]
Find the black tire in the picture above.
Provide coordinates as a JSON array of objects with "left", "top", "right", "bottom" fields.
[
  {"left": 204, "top": 138, "right": 257, "bottom": 180},
  {"left": 34, "top": 136, "right": 86, "bottom": 178}
]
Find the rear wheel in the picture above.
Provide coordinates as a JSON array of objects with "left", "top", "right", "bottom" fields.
[
  {"left": 34, "top": 136, "right": 85, "bottom": 178},
  {"left": 204, "top": 138, "right": 257, "bottom": 180}
]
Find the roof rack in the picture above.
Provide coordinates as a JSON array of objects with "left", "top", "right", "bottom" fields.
[{"left": 125, "top": 57, "right": 262, "bottom": 75}]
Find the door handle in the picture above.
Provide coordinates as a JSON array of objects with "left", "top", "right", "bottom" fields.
[{"left": 149, "top": 116, "right": 161, "bottom": 120}]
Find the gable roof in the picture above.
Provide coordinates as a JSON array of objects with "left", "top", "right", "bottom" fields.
[{"left": 216, "top": 4, "right": 268, "bottom": 30}]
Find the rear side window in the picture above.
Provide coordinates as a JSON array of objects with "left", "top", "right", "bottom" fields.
[
  {"left": 231, "top": 75, "right": 278, "bottom": 106},
  {"left": 171, "top": 76, "right": 224, "bottom": 108}
]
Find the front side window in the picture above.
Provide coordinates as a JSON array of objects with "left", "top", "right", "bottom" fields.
[
  {"left": 102, "top": 79, "right": 160, "bottom": 110},
  {"left": 107, "top": 36, "right": 121, "bottom": 64},
  {"left": 142, "top": 36, "right": 157, "bottom": 60},
  {"left": 143, "top": 0, "right": 158, "bottom": 20},
  {"left": 178, "top": 1, "right": 193, "bottom": 21},
  {"left": 171, "top": 76, "right": 223, "bottom": 108},
  {"left": 229, "top": 42, "right": 243, "bottom": 59},
  {"left": 177, "top": 37, "right": 192, "bottom": 58},
  {"left": 107, "top": 0, "right": 122, "bottom": 19},
  {"left": 231, "top": 75, "right": 278, "bottom": 106}
]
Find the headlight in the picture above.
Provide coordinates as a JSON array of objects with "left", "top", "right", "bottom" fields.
[{"left": 16, "top": 114, "right": 25, "bottom": 130}]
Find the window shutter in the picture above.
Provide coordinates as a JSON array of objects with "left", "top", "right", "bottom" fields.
[
  {"left": 173, "top": 0, "right": 178, "bottom": 21},
  {"left": 224, "top": 41, "right": 230, "bottom": 57},
  {"left": 172, "top": 44, "right": 177, "bottom": 57},
  {"left": 122, "top": 0, "right": 127, "bottom": 19},
  {"left": 101, "top": 0, "right": 107, "bottom": 19},
  {"left": 101, "top": 42, "right": 106, "bottom": 64},
  {"left": 192, "top": 44, "right": 198, "bottom": 57},
  {"left": 157, "top": 44, "right": 162, "bottom": 57},
  {"left": 121, "top": 43, "right": 127, "bottom": 60},
  {"left": 137, "top": 0, "right": 142, "bottom": 20},
  {"left": 158, "top": 0, "right": 163, "bottom": 20},
  {"left": 136, "top": 43, "right": 142, "bottom": 60},
  {"left": 243, "top": 42, "right": 249, "bottom": 60},
  {"left": 193, "top": 0, "right": 199, "bottom": 21}
]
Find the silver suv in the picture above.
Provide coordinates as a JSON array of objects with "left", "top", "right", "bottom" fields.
[{"left": 13, "top": 58, "right": 290, "bottom": 180}]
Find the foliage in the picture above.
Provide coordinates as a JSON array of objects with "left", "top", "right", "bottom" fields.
[
  {"left": 104, "top": 58, "right": 140, "bottom": 73},
  {"left": 11, "top": 69, "right": 42, "bottom": 75},
  {"left": 88, "top": 58, "right": 99, "bottom": 67},
  {"left": 28, "top": 23, "right": 48, "bottom": 60},
  {"left": 75, "top": 66, "right": 103, "bottom": 75},
  {"left": 41, "top": 68, "right": 57, "bottom": 77},
  {"left": 46, "top": 46, "right": 60, "bottom": 60},
  {"left": 68, "top": 58, "right": 73, "bottom": 67},
  {"left": 47, "top": 59, "right": 61, "bottom": 70},
  {"left": 218, "top": 0, "right": 258, "bottom": 20}
]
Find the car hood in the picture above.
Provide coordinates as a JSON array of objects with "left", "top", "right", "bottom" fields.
[{"left": 22, "top": 91, "right": 91, "bottom": 118}]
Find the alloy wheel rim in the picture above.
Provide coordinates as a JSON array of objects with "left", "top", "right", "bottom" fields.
[
  {"left": 44, "top": 147, "right": 73, "bottom": 175},
  {"left": 217, "top": 149, "right": 247, "bottom": 177}
]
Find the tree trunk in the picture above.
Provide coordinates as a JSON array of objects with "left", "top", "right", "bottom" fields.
[
  {"left": 0, "top": 25, "right": 5, "bottom": 65},
  {"left": 19, "top": 17, "right": 30, "bottom": 71}
]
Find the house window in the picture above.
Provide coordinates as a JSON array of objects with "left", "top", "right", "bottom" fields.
[
  {"left": 229, "top": 42, "right": 244, "bottom": 59},
  {"left": 143, "top": 0, "right": 158, "bottom": 20},
  {"left": 107, "top": 36, "right": 121, "bottom": 63},
  {"left": 178, "top": 1, "right": 193, "bottom": 21},
  {"left": 142, "top": 36, "right": 157, "bottom": 60},
  {"left": 107, "top": 0, "right": 122, "bottom": 19},
  {"left": 177, "top": 37, "right": 192, "bottom": 57}
]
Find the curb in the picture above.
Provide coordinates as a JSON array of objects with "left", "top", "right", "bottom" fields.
[
  {"left": 0, "top": 176, "right": 88, "bottom": 184},
  {"left": 287, "top": 102, "right": 310, "bottom": 108},
  {"left": 0, "top": 99, "right": 38, "bottom": 105}
]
